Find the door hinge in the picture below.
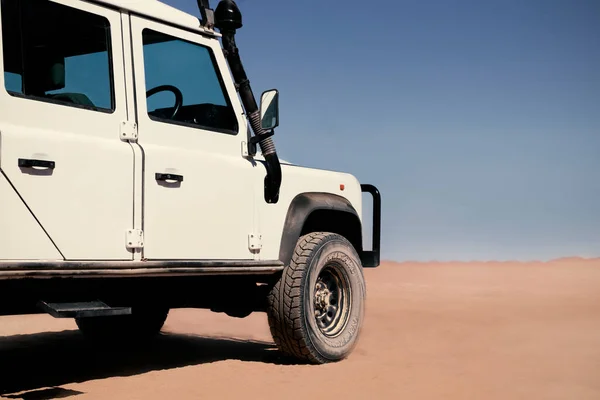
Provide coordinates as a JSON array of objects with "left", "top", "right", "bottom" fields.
[
  {"left": 120, "top": 121, "right": 138, "bottom": 141},
  {"left": 126, "top": 229, "right": 144, "bottom": 249},
  {"left": 248, "top": 233, "right": 262, "bottom": 251}
]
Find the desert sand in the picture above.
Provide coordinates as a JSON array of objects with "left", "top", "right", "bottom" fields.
[{"left": 1, "top": 258, "right": 599, "bottom": 399}]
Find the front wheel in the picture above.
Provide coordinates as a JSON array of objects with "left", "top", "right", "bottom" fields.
[{"left": 267, "top": 232, "right": 366, "bottom": 364}]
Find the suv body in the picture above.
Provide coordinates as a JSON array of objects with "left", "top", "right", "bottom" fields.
[{"left": 0, "top": 0, "right": 381, "bottom": 364}]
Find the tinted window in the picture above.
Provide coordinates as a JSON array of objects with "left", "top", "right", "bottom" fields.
[
  {"left": 1, "top": 0, "right": 114, "bottom": 111},
  {"left": 141, "top": 29, "right": 238, "bottom": 134}
]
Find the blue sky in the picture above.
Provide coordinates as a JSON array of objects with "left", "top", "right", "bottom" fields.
[{"left": 165, "top": 0, "right": 599, "bottom": 262}]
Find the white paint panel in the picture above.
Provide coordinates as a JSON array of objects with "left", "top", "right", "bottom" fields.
[
  {"left": 130, "top": 15, "right": 256, "bottom": 260},
  {"left": 141, "top": 145, "right": 259, "bottom": 259},
  {"left": 253, "top": 163, "right": 364, "bottom": 261},
  {"left": 0, "top": 0, "right": 134, "bottom": 260},
  {"left": 0, "top": 174, "right": 63, "bottom": 260},
  {"left": 0, "top": 125, "right": 134, "bottom": 260}
]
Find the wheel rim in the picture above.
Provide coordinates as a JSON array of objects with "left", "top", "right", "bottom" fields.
[{"left": 313, "top": 262, "right": 351, "bottom": 337}]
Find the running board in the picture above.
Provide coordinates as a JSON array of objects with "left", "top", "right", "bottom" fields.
[{"left": 38, "top": 300, "right": 132, "bottom": 318}]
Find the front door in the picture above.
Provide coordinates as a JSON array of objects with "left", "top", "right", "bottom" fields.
[
  {"left": 129, "top": 16, "right": 258, "bottom": 260},
  {"left": 0, "top": 0, "right": 133, "bottom": 260}
]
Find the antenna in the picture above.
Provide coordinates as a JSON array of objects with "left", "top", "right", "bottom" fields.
[{"left": 197, "top": 0, "right": 215, "bottom": 29}]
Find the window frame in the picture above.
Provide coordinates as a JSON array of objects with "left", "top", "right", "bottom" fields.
[
  {"left": 1, "top": 0, "right": 117, "bottom": 114},
  {"left": 139, "top": 27, "right": 240, "bottom": 136}
]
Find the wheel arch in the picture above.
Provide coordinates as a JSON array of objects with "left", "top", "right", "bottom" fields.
[{"left": 278, "top": 192, "right": 363, "bottom": 267}]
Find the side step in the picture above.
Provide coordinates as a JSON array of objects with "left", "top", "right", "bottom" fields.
[{"left": 38, "top": 300, "right": 132, "bottom": 318}]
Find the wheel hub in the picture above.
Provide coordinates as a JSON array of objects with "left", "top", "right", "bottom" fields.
[
  {"left": 313, "top": 264, "right": 350, "bottom": 337},
  {"left": 314, "top": 282, "right": 331, "bottom": 310}
]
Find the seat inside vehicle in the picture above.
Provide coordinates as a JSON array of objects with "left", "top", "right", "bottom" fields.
[{"left": 2, "top": 0, "right": 110, "bottom": 110}]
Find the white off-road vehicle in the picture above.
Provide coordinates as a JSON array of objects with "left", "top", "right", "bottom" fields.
[{"left": 0, "top": 0, "right": 381, "bottom": 364}]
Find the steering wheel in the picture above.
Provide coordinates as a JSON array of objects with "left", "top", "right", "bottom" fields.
[{"left": 146, "top": 84, "right": 183, "bottom": 120}]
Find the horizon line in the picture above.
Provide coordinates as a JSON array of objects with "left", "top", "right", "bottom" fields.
[{"left": 379, "top": 256, "right": 600, "bottom": 264}]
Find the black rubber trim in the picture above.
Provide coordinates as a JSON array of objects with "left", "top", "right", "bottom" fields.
[
  {"left": 0, "top": 259, "right": 284, "bottom": 279},
  {"left": 0, "top": 259, "right": 283, "bottom": 270},
  {"left": 278, "top": 192, "right": 361, "bottom": 267}
]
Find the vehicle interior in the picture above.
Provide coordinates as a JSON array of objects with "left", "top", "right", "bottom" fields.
[
  {"left": 141, "top": 29, "right": 239, "bottom": 133},
  {"left": 1, "top": 0, "right": 112, "bottom": 110},
  {"left": 1, "top": 0, "right": 239, "bottom": 133}
]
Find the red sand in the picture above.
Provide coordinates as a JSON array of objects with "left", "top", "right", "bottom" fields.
[{"left": 1, "top": 258, "right": 599, "bottom": 399}]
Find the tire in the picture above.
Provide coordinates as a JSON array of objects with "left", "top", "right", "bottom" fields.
[
  {"left": 267, "top": 232, "right": 366, "bottom": 364},
  {"left": 75, "top": 306, "right": 169, "bottom": 343}
]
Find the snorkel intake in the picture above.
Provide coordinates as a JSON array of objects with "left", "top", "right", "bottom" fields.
[{"left": 198, "top": 0, "right": 282, "bottom": 204}]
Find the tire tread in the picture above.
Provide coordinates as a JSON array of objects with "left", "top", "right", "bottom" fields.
[{"left": 267, "top": 232, "right": 357, "bottom": 364}]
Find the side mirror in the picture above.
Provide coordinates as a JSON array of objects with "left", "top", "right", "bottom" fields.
[{"left": 259, "top": 89, "right": 279, "bottom": 131}]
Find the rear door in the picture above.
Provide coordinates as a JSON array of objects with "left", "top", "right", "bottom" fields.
[{"left": 0, "top": 0, "right": 134, "bottom": 260}]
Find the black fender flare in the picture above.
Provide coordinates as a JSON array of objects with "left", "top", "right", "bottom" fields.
[{"left": 278, "top": 192, "right": 362, "bottom": 267}]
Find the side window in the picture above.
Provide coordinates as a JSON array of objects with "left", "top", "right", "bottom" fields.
[
  {"left": 1, "top": 0, "right": 114, "bottom": 112},
  {"left": 141, "top": 29, "right": 238, "bottom": 134}
]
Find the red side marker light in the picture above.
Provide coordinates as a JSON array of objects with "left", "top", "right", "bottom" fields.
[{"left": 340, "top": 184, "right": 345, "bottom": 191}]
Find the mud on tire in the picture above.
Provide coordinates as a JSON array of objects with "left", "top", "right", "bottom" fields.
[{"left": 267, "top": 232, "right": 366, "bottom": 364}]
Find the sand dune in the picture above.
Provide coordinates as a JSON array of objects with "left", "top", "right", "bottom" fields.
[{"left": 1, "top": 258, "right": 599, "bottom": 399}]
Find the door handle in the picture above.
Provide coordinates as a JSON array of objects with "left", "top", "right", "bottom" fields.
[
  {"left": 155, "top": 172, "right": 183, "bottom": 182},
  {"left": 18, "top": 158, "right": 55, "bottom": 170}
]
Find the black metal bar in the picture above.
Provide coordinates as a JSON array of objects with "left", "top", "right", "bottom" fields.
[
  {"left": 360, "top": 184, "right": 381, "bottom": 268},
  {"left": 38, "top": 300, "right": 132, "bottom": 318}
]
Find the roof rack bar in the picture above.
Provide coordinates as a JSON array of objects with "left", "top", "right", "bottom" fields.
[{"left": 197, "top": 0, "right": 215, "bottom": 28}]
